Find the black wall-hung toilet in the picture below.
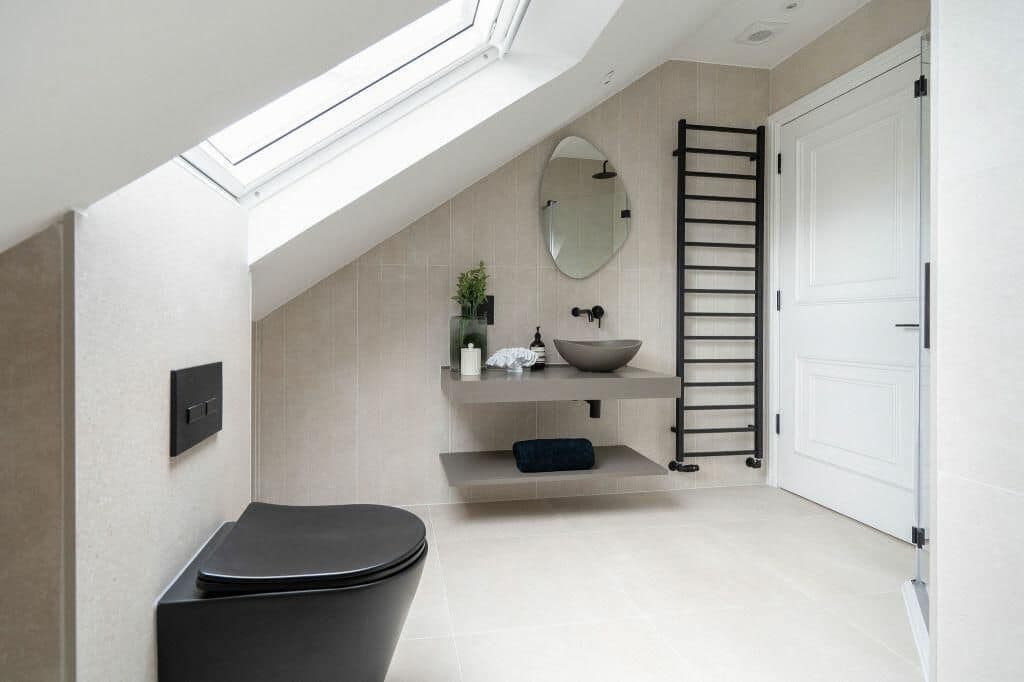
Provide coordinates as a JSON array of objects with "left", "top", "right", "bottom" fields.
[{"left": 157, "top": 502, "right": 427, "bottom": 682}]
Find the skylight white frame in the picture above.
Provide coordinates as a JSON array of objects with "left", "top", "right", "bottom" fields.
[{"left": 183, "top": 0, "right": 529, "bottom": 201}]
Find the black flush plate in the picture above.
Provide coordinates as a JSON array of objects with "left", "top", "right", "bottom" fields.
[
  {"left": 478, "top": 295, "right": 495, "bottom": 325},
  {"left": 170, "top": 362, "right": 222, "bottom": 457}
]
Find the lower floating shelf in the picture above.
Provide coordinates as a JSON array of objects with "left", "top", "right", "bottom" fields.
[{"left": 440, "top": 445, "right": 667, "bottom": 486}]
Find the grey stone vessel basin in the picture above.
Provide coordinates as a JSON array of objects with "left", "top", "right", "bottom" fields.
[{"left": 553, "top": 339, "right": 643, "bottom": 372}]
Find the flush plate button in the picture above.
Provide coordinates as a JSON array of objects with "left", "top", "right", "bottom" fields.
[
  {"left": 170, "top": 362, "right": 223, "bottom": 456},
  {"left": 186, "top": 403, "right": 206, "bottom": 423}
]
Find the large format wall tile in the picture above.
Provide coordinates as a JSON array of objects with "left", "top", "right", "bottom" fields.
[
  {"left": 0, "top": 219, "right": 72, "bottom": 682},
  {"left": 769, "top": 0, "right": 929, "bottom": 113},
  {"left": 254, "top": 59, "right": 770, "bottom": 505}
]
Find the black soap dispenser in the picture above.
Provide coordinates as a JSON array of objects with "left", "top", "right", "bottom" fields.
[{"left": 530, "top": 326, "right": 546, "bottom": 370}]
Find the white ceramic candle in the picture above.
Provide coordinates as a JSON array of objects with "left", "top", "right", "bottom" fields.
[{"left": 460, "top": 343, "right": 481, "bottom": 376}]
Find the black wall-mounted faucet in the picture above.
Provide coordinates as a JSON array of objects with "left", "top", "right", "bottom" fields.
[{"left": 571, "top": 305, "right": 605, "bottom": 328}]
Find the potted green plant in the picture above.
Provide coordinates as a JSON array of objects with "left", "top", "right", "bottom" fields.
[{"left": 450, "top": 261, "right": 489, "bottom": 370}]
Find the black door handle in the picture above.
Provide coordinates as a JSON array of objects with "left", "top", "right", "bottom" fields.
[
  {"left": 895, "top": 323, "right": 920, "bottom": 328},
  {"left": 924, "top": 262, "right": 931, "bottom": 349}
]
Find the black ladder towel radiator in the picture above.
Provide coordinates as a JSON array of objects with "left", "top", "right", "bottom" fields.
[{"left": 670, "top": 120, "right": 765, "bottom": 473}]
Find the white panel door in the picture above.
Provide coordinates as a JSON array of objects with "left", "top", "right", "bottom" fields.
[{"left": 779, "top": 59, "right": 921, "bottom": 541}]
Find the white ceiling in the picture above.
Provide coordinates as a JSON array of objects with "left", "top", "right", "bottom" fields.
[
  {"left": 0, "top": 0, "right": 443, "bottom": 254},
  {"left": 671, "top": 0, "right": 869, "bottom": 68}
]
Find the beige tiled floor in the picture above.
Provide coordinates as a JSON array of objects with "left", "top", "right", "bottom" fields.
[{"left": 386, "top": 486, "right": 921, "bottom": 682}]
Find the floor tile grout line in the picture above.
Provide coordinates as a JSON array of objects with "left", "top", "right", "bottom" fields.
[
  {"left": 581, "top": 534, "right": 649, "bottom": 617},
  {"left": 425, "top": 504, "right": 466, "bottom": 682},
  {"left": 643, "top": 613, "right": 692, "bottom": 672},
  {"left": 412, "top": 485, "right": 914, "bottom": 678},
  {"left": 815, "top": 592, "right": 925, "bottom": 669},
  {"left": 425, "top": 518, "right": 778, "bottom": 546},
  {"left": 431, "top": 522, "right": 646, "bottom": 640},
  {"left": 402, "top": 484, "right": 915, "bottom": 677},
  {"left": 447, "top": 614, "right": 655, "bottom": 640},
  {"left": 816, "top": 603, "right": 926, "bottom": 674},
  {"left": 705, "top": 521, "right": 915, "bottom": 606}
]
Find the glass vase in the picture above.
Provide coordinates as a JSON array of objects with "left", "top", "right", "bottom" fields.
[{"left": 449, "top": 309, "right": 488, "bottom": 371}]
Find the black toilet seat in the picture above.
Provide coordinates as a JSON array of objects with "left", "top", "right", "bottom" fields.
[{"left": 196, "top": 503, "right": 427, "bottom": 595}]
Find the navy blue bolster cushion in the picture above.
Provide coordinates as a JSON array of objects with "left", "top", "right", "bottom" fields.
[{"left": 512, "top": 438, "right": 595, "bottom": 473}]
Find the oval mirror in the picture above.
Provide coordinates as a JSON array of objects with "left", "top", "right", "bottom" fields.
[{"left": 540, "top": 136, "right": 631, "bottom": 279}]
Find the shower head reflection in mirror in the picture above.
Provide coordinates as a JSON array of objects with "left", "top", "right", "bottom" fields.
[{"left": 540, "top": 136, "right": 630, "bottom": 279}]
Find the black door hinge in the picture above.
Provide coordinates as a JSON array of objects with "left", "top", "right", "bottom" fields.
[
  {"left": 911, "top": 526, "right": 927, "bottom": 548},
  {"left": 775, "top": 413, "right": 780, "bottom": 435},
  {"left": 914, "top": 75, "right": 928, "bottom": 98},
  {"left": 776, "top": 290, "right": 781, "bottom": 311},
  {"left": 776, "top": 153, "right": 782, "bottom": 174}
]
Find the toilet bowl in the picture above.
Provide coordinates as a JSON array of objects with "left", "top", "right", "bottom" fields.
[{"left": 157, "top": 502, "right": 427, "bottom": 682}]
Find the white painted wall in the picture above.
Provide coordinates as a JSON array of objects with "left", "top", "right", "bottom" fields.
[
  {"left": 74, "top": 161, "right": 251, "bottom": 681},
  {"left": 932, "top": 1, "right": 1024, "bottom": 679}
]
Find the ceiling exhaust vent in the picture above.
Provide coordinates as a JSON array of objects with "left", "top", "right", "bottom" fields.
[{"left": 735, "top": 20, "right": 788, "bottom": 46}]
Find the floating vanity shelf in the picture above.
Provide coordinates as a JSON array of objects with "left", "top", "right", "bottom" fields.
[
  {"left": 440, "top": 365, "right": 681, "bottom": 404},
  {"left": 439, "top": 365, "right": 678, "bottom": 486},
  {"left": 440, "top": 445, "right": 666, "bottom": 487}
]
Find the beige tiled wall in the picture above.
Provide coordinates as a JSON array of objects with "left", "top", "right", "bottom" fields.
[
  {"left": 0, "top": 218, "right": 74, "bottom": 682},
  {"left": 769, "top": 0, "right": 929, "bottom": 113},
  {"left": 254, "top": 60, "right": 769, "bottom": 506},
  {"left": 932, "top": 1, "right": 1024, "bottom": 678}
]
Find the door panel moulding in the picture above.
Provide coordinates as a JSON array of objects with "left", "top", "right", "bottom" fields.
[{"left": 764, "top": 33, "right": 924, "bottom": 489}]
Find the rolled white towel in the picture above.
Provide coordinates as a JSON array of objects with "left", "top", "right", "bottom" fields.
[{"left": 485, "top": 347, "right": 538, "bottom": 372}]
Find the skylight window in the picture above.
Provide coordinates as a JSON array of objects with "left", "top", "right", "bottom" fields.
[{"left": 184, "top": 0, "right": 529, "bottom": 200}]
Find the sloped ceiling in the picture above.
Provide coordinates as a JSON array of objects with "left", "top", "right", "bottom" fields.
[
  {"left": 0, "top": 0, "right": 443, "bottom": 253},
  {"left": 250, "top": 0, "right": 728, "bottom": 318},
  {"left": 2, "top": 0, "right": 873, "bottom": 317},
  {"left": 248, "top": 0, "right": 872, "bottom": 319}
]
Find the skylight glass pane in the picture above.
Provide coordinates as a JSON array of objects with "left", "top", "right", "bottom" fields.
[
  {"left": 208, "top": 0, "right": 479, "bottom": 165},
  {"left": 183, "top": 0, "right": 525, "bottom": 199}
]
